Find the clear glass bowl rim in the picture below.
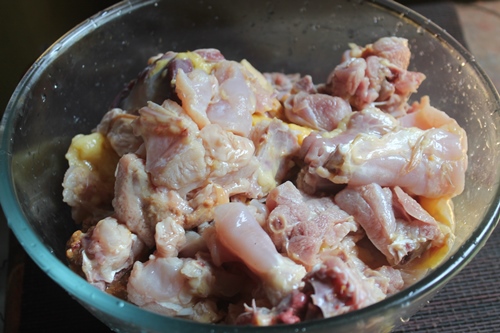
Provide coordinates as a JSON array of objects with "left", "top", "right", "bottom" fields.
[{"left": 1, "top": 0, "right": 500, "bottom": 331}]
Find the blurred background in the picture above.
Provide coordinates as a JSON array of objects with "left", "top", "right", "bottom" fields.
[
  {"left": 0, "top": 2, "right": 119, "bottom": 331},
  {"left": 3, "top": 0, "right": 497, "bottom": 117},
  {"left": 0, "top": 0, "right": 119, "bottom": 113},
  {"left": 1, "top": 1, "right": 499, "bottom": 332}
]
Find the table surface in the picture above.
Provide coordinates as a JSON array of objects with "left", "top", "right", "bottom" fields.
[{"left": 1, "top": 1, "right": 500, "bottom": 332}]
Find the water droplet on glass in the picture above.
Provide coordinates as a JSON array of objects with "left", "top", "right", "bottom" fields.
[
  {"left": 400, "top": 317, "right": 410, "bottom": 323},
  {"left": 117, "top": 301, "right": 125, "bottom": 308},
  {"left": 53, "top": 83, "right": 58, "bottom": 89},
  {"left": 416, "top": 26, "right": 424, "bottom": 34},
  {"left": 395, "top": 21, "right": 403, "bottom": 32},
  {"left": 41, "top": 94, "right": 47, "bottom": 103}
]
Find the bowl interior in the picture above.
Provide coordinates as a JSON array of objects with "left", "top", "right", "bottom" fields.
[{"left": 1, "top": 0, "right": 500, "bottom": 332}]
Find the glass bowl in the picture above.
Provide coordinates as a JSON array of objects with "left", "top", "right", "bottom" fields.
[{"left": 1, "top": 0, "right": 500, "bottom": 332}]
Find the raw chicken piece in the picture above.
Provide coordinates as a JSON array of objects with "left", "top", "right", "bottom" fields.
[
  {"left": 193, "top": 48, "right": 226, "bottom": 63},
  {"left": 127, "top": 255, "right": 223, "bottom": 322},
  {"left": 133, "top": 100, "right": 264, "bottom": 198},
  {"left": 247, "top": 198, "right": 270, "bottom": 227},
  {"left": 201, "top": 222, "right": 241, "bottom": 267},
  {"left": 113, "top": 153, "right": 190, "bottom": 247},
  {"left": 326, "top": 37, "right": 426, "bottom": 116},
  {"left": 132, "top": 100, "right": 208, "bottom": 193},
  {"left": 291, "top": 75, "right": 318, "bottom": 95},
  {"left": 249, "top": 117, "right": 301, "bottom": 193},
  {"left": 326, "top": 124, "right": 467, "bottom": 198},
  {"left": 240, "top": 59, "right": 280, "bottom": 114},
  {"left": 335, "top": 184, "right": 444, "bottom": 265},
  {"left": 198, "top": 123, "right": 266, "bottom": 199},
  {"left": 183, "top": 183, "right": 229, "bottom": 229},
  {"left": 236, "top": 291, "right": 310, "bottom": 325},
  {"left": 113, "top": 51, "right": 179, "bottom": 113},
  {"left": 305, "top": 252, "right": 398, "bottom": 317},
  {"left": 62, "top": 132, "right": 120, "bottom": 226},
  {"left": 237, "top": 246, "right": 404, "bottom": 324},
  {"left": 171, "top": 57, "right": 278, "bottom": 137},
  {"left": 113, "top": 49, "right": 225, "bottom": 113},
  {"left": 214, "top": 202, "right": 306, "bottom": 304},
  {"left": 155, "top": 217, "right": 187, "bottom": 258},
  {"left": 113, "top": 152, "right": 231, "bottom": 244},
  {"left": 283, "top": 91, "right": 352, "bottom": 131},
  {"left": 300, "top": 104, "right": 467, "bottom": 199},
  {"left": 264, "top": 72, "right": 301, "bottom": 102},
  {"left": 348, "top": 36, "right": 411, "bottom": 69},
  {"left": 298, "top": 106, "right": 398, "bottom": 194},
  {"left": 264, "top": 70, "right": 350, "bottom": 132},
  {"left": 296, "top": 167, "right": 345, "bottom": 195},
  {"left": 401, "top": 95, "right": 466, "bottom": 133},
  {"left": 198, "top": 123, "right": 255, "bottom": 179},
  {"left": 300, "top": 107, "right": 399, "bottom": 169},
  {"left": 206, "top": 60, "right": 255, "bottom": 136},
  {"left": 264, "top": 72, "right": 319, "bottom": 103},
  {"left": 96, "top": 108, "right": 143, "bottom": 156},
  {"left": 265, "top": 181, "right": 358, "bottom": 268},
  {"left": 72, "top": 217, "right": 145, "bottom": 290},
  {"left": 175, "top": 68, "right": 217, "bottom": 129}
]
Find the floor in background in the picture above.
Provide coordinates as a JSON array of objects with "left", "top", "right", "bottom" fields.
[
  {"left": 456, "top": 1, "right": 500, "bottom": 90},
  {"left": 0, "top": 212, "right": 8, "bottom": 332}
]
